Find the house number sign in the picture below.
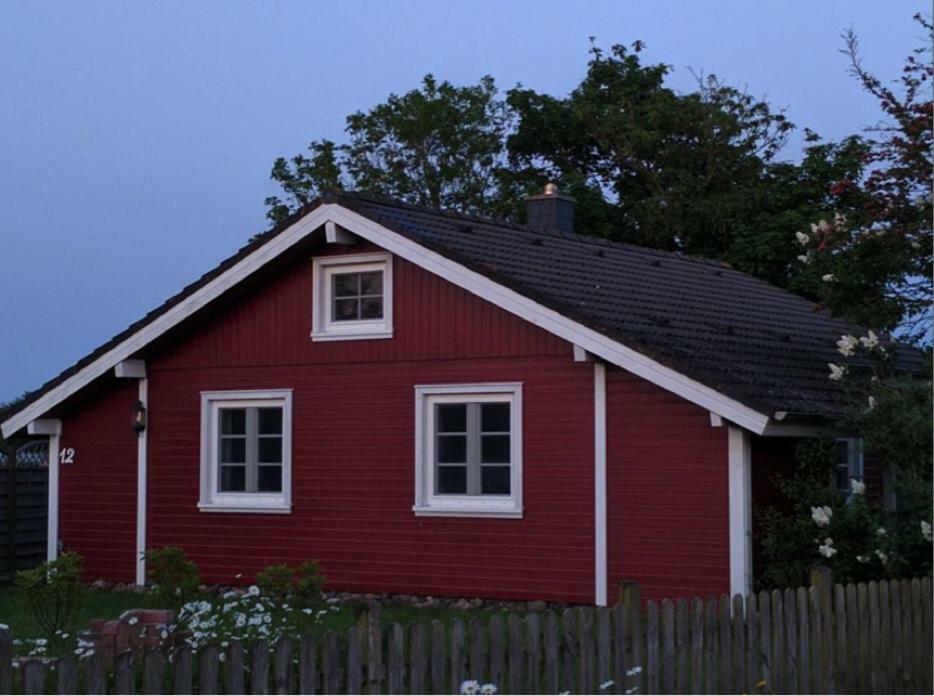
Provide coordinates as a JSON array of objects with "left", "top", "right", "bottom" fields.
[{"left": 59, "top": 447, "right": 75, "bottom": 464}]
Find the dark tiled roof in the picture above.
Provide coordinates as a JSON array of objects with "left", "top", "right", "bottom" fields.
[
  {"left": 4, "top": 191, "right": 921, "bottom": 430},
  {"left": 336, "top": 192, "right": 922, "bottom": 419}
]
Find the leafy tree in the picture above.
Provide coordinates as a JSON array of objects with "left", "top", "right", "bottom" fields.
[
  {"left": 265, "top": 26, "right": 929, "bottom": 331},
  {"left": 265, "top": 75, "right": 514, "bottom": 224},
  {"left": 507, "top": 42, "right": 796, "bottom": 256},
  {"left": 794, "top": 14, "right": 932, "bottom": 340}
]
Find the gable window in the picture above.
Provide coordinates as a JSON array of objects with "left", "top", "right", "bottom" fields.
[
  {"left": 199, "top": 390, "right": 292, "bottom": 513},
  {"left": 414, "top": 383, "right": 522, "bottom": 517},
  {"left": 312, "top": 253, "right": 393, "bottom": 341},
  {"left": 834, "top": 437, "right": 864, "bottom": 493}
]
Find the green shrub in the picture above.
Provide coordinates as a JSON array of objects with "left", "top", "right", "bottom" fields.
[
  {"left": 143, "top": 546, "right": 201, "bottom": 612},
  {"left": 255, "top": 560, "right": 327, "bottom": 604},
  {"left": 295, "top": 560, "right": 327, "bottom": 602},
  {"left": 255, "top": 563, "right": 295, "bottom": 601},
  {"left": 15, "top": 552, "right": 85, "bottom": 642}
]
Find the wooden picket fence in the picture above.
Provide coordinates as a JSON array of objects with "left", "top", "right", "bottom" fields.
[{"left": 1, "top": 573, "right": 931, "bottom": 694}]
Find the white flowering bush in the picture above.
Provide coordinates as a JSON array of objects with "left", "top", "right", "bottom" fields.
[
  {"left": 758, "top": 436, "right": 932, "bottom": 588},
  {"left": 825, "top": 324, "right": 932, "bottom": 582},
  {"left": 177, "top": 585, "right": 338, "bottom": 649}
]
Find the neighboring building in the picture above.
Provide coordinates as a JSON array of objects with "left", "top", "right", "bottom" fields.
[{"left": 1, "top": 189, "right": 913, "bottom": 604}]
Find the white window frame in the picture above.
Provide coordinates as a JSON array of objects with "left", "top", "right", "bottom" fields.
[
  {"left": 199, "top": 389, "right": 293, "bottom": 513},
  {"left": 311, "top": 252, "right": 393, "bottom": 341},
  {"left": 835, "top": 437, "right": 864, "bottom": 494},
  {"left": 413, "top": 382, "right": 523, "bottom": 518}
]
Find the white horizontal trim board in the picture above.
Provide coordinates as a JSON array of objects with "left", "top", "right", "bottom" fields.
[
  {"left": 27, "top": 419, "right": 62, "bottom": 436},
  {"left": 114, "top": 359, "right": 147, "bottom": 379},
  {"left": 2, "top": 201, "right": 772, "bottom": 437}
]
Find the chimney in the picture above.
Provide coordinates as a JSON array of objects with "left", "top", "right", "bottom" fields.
[{"left": 525, "top": 183, "right": 575, "bottom": 235}]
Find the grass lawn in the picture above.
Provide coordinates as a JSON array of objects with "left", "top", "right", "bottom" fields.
[{"left": 0, "top": 584, "right": 514, "bottom": 645}]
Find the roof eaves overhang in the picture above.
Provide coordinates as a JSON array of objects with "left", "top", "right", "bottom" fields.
[
  {"left": 2, "top": 201, "right": 773, "bottom": 438},
  {"left": 1, "top": 204, "right": 338, "bottom": 437}
]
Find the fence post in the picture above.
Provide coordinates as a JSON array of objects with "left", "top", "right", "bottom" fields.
[
  {"left": 810, "top": 565, "right": 833, "bottom": 693},
  {"left": 23, "top": 658, "right": 46, "bottom": 695},
  {"left": 618, "top": 580, "right": 641, "bottom": 695},
  {"left": 367, "top": 601, "right": 383, "bottom": 694},
  {"left": 0, "top": 627, "right": 12, "bottom": 695}
]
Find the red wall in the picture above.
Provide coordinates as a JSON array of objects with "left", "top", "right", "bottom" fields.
[
  {"left": 55, "top": 242, "right": 734, "bottom": 603},
  {"left": 59, "top": 380, "right": 138, "bottom": 582},
  {"left": 149, "top": 248, "right": 595, "bottom": 602},
  {"left": 605, "top": 370, "right": 730, "bottom": 601}
]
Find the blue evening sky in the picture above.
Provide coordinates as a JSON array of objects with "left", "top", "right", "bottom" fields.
[{"left": 0, "top": 1, "right": 925, "bottom": 402}]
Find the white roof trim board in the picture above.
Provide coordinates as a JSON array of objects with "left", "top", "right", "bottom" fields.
[{"left": 2, "top": 203, "right": 771, "bottom": 437}]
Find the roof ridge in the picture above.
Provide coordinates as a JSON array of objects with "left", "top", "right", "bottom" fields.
[{"left": 336, "top": 190, "right": 731, "bottom": 270}]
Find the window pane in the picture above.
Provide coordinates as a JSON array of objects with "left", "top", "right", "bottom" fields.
[
  {"left": 481, "top": 434, "right": 510, "bottom": 463},
  {"left": 438, "top": 435, "right": 467, "bottom": 463},
  {"left": 360, "top": 297, "right": 383, "bottom": 319},
  {"left": 481, "top": 403, "right": 510, "bottom": 432},
  {"left": 437, "top": 403, "right": 467, "bottom": 433},
  {"left": 333, "top": 273, "right": 359, "bottom": 297},
  {"left": 481, "top": 466, "right": 511, "bottom": 495},
  {"left": 220, "top": 408, "right": 246, "bottom": 435},
  {"left": 359, "top": 271, "right": 383, "bottom": 296},
  {"left": 835, "top": 440, "right": 850, "bottom": 464},
  {"left": 835, "top": 465, "right": 849, "bottom": 491},
  {"left": 220, "top": 465, "right": 246, "bottom": 492},
  {"left": 257, "top": 465, "right": 283, "bottom": 492},
  {"left": 437, "top": 465, "right": 467, "bottom": 494},
  {"left": 333, "top": 298, "right": 359, "bottom": 321},
  {"left": 258, "top": 436, "right": 282, "bottom": 463},
  {"left": 258, "top": 408, "right": 282, "bottom": 435},
  {"left": 220, "top": 437, "right": 246, "bottom": 464}
]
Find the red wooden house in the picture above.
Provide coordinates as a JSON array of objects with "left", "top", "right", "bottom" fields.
[{"left": 2, "top": 189, "right": 908, "bottom": 604}]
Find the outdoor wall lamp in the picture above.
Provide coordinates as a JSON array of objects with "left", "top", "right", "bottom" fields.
[{"left": 132, "top": 400, "right": 147, "bottom": 433}]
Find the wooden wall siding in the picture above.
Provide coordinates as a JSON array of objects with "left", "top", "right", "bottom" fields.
[
  {"left": 54, "top": 243, "right": 738, "bottom": 601},
  {"left": 146, "top": 357, "right": 596, "bottom": 602},
  {"left": 605, "top": 369, "right": 731, "bottom": 602},
  {"left": 58, "top": 380, "right": 138, "bottom": 582},
  {"left": 156, "top": 249, "right": 569, "bottom": 370}
]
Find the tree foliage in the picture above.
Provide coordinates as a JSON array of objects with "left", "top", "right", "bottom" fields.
[
  {"left": 508, "top": 43, "right": 795, "bottom": 253},
  {"left": 265, "top": 75, "right": 513, "bottom": 223},
  {"left": 265, "top": 17, "right": 931, "bottom": 340},
  {"left": 795, "top": 14, "right": 933, "bottom": 339}
]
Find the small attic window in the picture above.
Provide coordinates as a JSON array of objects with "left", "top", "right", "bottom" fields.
[{"left": 312, "top": 252, "right": 393, "bottom": 341}]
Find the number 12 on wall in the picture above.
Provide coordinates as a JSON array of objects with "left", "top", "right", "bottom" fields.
[{"left": 59, "top": 447, "right": 75, "bottom": 464}]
